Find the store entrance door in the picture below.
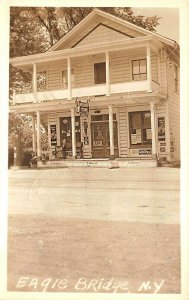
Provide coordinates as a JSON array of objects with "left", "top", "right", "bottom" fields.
[
  {"left": 91, "top": 123, "right": 107, "bottom": 158},
  {"left": 91, "top": 120, "right": 118, "bottom": 158}
]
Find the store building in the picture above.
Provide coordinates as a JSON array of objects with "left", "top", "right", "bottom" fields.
[{"left": 10, "top": 9, "right": 180, "bottom": 167}]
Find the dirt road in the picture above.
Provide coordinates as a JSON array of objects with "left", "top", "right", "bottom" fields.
[
  {"left": 8, "top": 167, "right": 180, "bottom": 224},
  {"left": 8, "top": 167, "right": 180, "bottom": 293}
]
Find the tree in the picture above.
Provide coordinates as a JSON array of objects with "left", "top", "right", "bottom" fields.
[
  {"left": 56, "top": 7, "right": 160, "bottom": 33},
  {"left": 10, "top": 7, "right": 160, "bottom": 59}
]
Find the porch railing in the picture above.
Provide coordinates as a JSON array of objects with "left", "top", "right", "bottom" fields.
[{"left": 13, "top": 79, "right": 160, "bottom": 104}]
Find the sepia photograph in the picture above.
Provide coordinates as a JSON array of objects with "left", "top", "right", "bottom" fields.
[{"left": 0, "top": 0, "right": 189, "bottom": 299}]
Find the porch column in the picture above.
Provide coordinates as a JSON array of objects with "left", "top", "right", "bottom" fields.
[
  {"left": 31, "top": 115, "right": 36, "bottom": 153},
  {"left": 67, "top": 57, "right": 72, "bottom": 99},
  {"left": 150, "top": 102, "right": 157, "bottom": 158},
  {"left": 109, "top": 104, "right": 115, "bottom": 159},
  {"left": 106, "top": 51, "right": 110, "bottom": 96},
  {"left": 146, "top": 45, "right": 152, "bottom": 92},
  {"left": 36, "top": 111, "right": 41, "bottom": 158},
  {"left": 33, "top": 63, "right": 37, "bottom": 103},
  {"left": 71, "top": 108, "right": 76, "bottom": 158}
]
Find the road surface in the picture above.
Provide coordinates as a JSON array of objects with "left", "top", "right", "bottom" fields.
[
  {"left": 8, "top": 167, "right": 180, "bottom": 224},
  {"left": 7, "top": 167, "right": 180, "bottom": 293}
]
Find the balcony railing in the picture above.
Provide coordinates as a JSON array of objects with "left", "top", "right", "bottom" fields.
[{"left": 13, "top": 79, "right": 160, "bottom": 104}]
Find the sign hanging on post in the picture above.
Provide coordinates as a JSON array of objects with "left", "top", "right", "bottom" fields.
[
  {"left": 50, "top": 124, "right": 57, "bottom": 146},
  {"left": 75, "top": 99, "right": 89, "bottom": 115}
]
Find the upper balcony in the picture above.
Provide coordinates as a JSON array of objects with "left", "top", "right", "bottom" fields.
[{"left": 11, "top": 37, "right": 163, "bottom": 106}]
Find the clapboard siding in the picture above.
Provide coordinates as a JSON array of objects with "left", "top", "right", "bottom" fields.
[
  {"left": 110, "top": 53, "right": 130, "bottom": 83},
  {"left": 75, "top": 59, "right": 94, "bottom": 87},
  {"left": 151, "top": 54, "right": 158, "bottom": 82},
  {"left": 48, "top": 69, "right": 61, "bottom": 90},
  {"left": 156, "top": 103, "right": 166, "bottom": 115},
  {"left": 56, "top": 19, "right": 99, "bottom": 50},
  {"left": 75, "top": 24, "right": 130, "bottom": 47},
  {"left": 159, "top": 60, "right": 167, "bottom": 94},
  {"left": 118, "top": 107, "right": 128, "bottom": 157},
  {"left": 166, "top": 60, "right": 180, "bottom": 161},
  {"left": 110, "top": 51, "right": 158, "bottom": 83},
  {"left": 48, "top": 113, "right": 57, "bottom": 123},
  {"left": 98, "top": 17, "right": 144, "bottom": 38},
  {"left": 57, "top": 15, "right": 145, "bottom": 50},
  {"left": 46, "top": 50, "right": 159, "bottom": 90}
]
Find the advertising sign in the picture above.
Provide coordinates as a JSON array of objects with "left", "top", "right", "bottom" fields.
[
  {"left": 139, "top": 149, "right": 152, "bottom": 155},
  {"left": 131, "top": 134, "right": 137, "bottom": 145},
  {"left": 136, "top": 129, "right": 142, "bottom": 143},
  {"left": 84, "top": 136, "right": 89, "bottom": 145},
  {"left": 80, "top": 101, "right": 89, "bottom": 113},
  {"left": 158, "top": 117, "right": 165, "bottom": 141},
  {"left": 93, "top": 141, "right": 103, "bottom": 147},
  {"left": 76, "top": 100, "right": 89, "bottom": 114},
  {"left": 55, "top": 146, "right": 63, "bottom": 159},
  {"left": 50, "top": 124, "right": 57, "bottom": 146},
  {"left": 146, "top": 128, "right": 152, "bottom": 140}
]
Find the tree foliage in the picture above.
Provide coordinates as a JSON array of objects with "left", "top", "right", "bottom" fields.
[{"left": 10, "top": 7, "right": 160, "bottom": 58}]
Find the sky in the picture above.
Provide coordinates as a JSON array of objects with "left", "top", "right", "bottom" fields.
[{"left": 133, "top": 8, "right": 179, "bottom": 43}]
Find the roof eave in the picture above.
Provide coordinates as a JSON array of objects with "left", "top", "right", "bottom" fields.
[{"left": 10, "top": 36, "right": 156, "bottom": 68}]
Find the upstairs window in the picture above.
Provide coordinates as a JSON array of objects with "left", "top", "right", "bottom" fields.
[
  {"left": 94, "top": 62, "right": 106, "bottom": 84},
  {"left": 132, "top": 59, "right": 147, "bottom": 81},
  {"left": 174, "top": 64, "right": 178, "bottom": 93},
  {"left": 62, "top": 69, "right": 74, "bottom": 88}
]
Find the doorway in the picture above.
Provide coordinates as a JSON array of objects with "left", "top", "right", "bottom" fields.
[{"left": 91, "top": 114, "right": 118, "bottom": 158}]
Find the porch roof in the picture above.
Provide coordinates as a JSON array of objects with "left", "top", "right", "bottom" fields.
[{"left": 9, "top": 91, "right": 167, "bottom": 114}]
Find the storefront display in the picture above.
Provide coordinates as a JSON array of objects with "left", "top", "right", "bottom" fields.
[
  {"left": 48, "top": 107, "right": 167, "bottom": 160},
  {"left": 129, "top": 111, "right": 152, "bottom": 147}
]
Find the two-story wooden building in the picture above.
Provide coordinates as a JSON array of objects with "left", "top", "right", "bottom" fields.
[{"left": 10, "top": 9, "right": 180, "bottom": 167}]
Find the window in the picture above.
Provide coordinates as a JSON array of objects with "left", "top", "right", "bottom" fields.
[
  {"left": 129, "top": 111, "right": 152, "bottom": 148},
  {"left": 174, "top": 64, "right": 178, "bottom": 93},
  {"left": 60, "top": 116, "right": 81, "bottom": 147},
  {"left": 132, "top": 59, "right": 147, "bottom": 81},
  {"left": 91, "top": 114, "right": 116, "bottom": 122},
  {"left": 62, "top": 69, "right": 74, "bottom": 88},
  {"left": 37, "top": 71, "right": 47, "bottom": 91},
  {"left": 94, "top": 62, "right": 106, "bottom": 84}
]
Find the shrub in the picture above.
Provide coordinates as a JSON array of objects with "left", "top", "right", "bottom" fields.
[
  {"left": 8, "top": 148, "right": 14, "bottom": 168},
  {"left": 21, "top": 150, "right": 33, "bottom": 166}
]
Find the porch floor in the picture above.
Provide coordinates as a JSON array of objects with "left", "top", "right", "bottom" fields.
[{"left": 38, "top": 157, "right": 157, "bottom": 168}]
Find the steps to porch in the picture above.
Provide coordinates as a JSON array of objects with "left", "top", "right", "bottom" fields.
[{"left": 37, "top": 158, "right": 157, "bottom": 169}]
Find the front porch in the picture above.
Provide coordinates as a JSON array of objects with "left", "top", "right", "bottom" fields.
[{"left": 10, "top": 88, "right": 169, "bottom": 168}]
